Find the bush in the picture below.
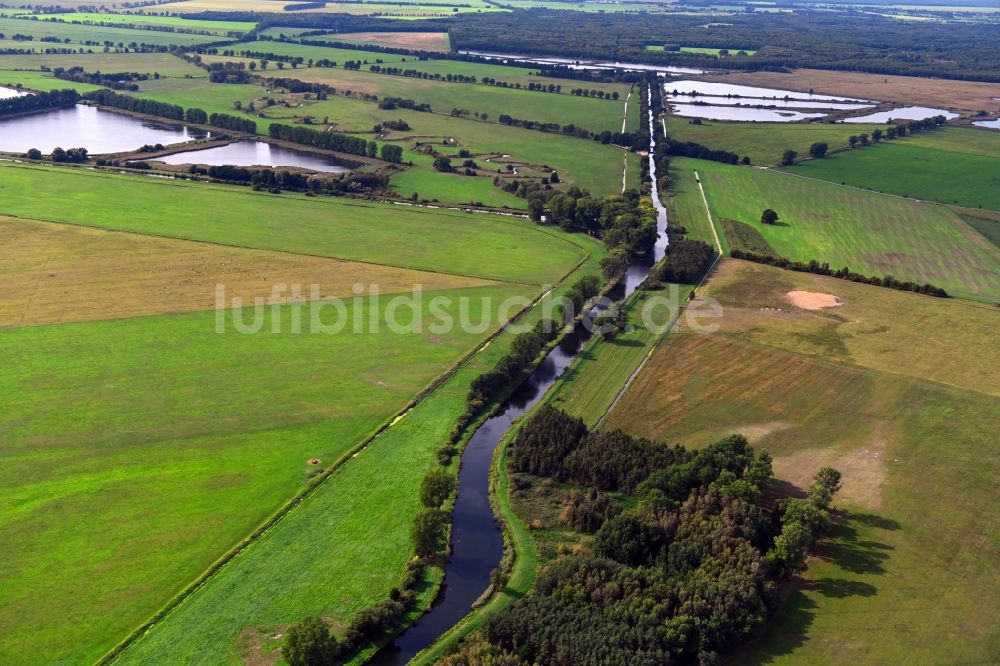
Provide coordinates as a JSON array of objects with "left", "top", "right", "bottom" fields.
[{"left": 283, "top": 617, "right": 338, "bottom": 666}]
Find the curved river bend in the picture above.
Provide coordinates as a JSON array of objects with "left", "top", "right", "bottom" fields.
[{"left": 371, "top": 83, "right": 669, "bottom": 666}]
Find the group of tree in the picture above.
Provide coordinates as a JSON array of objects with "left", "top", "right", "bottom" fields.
[
  {"left": 187, "top": 164, "right": 388, "bottom": 197},
  {"left": 440, "top": 405, "right": 841, "bottom": 665},
  {"left": 269, "top": 123, "right": 380, "bottom": 160},
  {"left": 0, "top": 88, "right": 79, "bottom": 118},
  {"left": 25, "top": 146, "right": 88, "bottom": 163},
  {"left": 84, "top": 89, "right": 184, "bottom": 121},
  {"left": 648, "top": 239, "right": 717, "bottom": 284},
  {"left": 377, "top": 96, "right": 430, "bottom": 112},
  {"left": 535, "top": 188, "right": 658, "bottom": 256},
  {"left": 730, "top": 249, "right": 949, "bottom": 297},
  {"left": 52, "top": 66, "right": 152, "bottom": 91},
  {"left": 667, "top": 138, "right": 743, "bottom": 165}
]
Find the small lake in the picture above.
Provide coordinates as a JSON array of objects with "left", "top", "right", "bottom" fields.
[
  {"left": 0, "top": 85, "right": 29, "bottom": 99},
  {"left": 842, "top": 106, "right": 959, "bottom": 123},
  {"left": 665, "top": 94, "right": 874, "bottom": 110},
  {"left": 665, "top": 80, "right": 866, "bottom": 102},
  {"left": 150, "top": 140, "right": 355, "bottom": 172},
  {"left": 973, "top": 119, "right": 1000, "bottom": 130},
  {"left": 0, "top": 105, "right": 209, "bottom": 154},
  {"left": 668, "top": 102, "right": 826, "bottom": 122}
]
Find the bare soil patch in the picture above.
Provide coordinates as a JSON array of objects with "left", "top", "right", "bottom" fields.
[
  {"left": 786, "top": 290, "right": 842, "bottom": 310},
  {"left": 698, "top": 69, "right": 1000, "bottom": 114},
  {"left": 0, "top": 216, "right": 493, "bottom": 328}
]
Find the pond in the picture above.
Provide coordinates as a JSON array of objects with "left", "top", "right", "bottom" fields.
[
  {"left": 841, "top": 106, "right": 959, "bottom": 123},
  {"left": 0, "top": 104, "right": 209, "bottom": 154},
  {"left": 664, "top": 80, "right": 867, "bottom": 102},
  {"left": 665, "top": 94, "right": 874, "bottom": 110},
  {"left": 149, "top": 140, "right": 356, "bottom": 173},
  {"left": 668, "top": 102, "right": 826, "bottom": 122},
  {"left": 973, "top": 118, "right": 1000, "bottom": 129},
  {"left": 0, "top": 85, "right": 29, "bottom": 99}
]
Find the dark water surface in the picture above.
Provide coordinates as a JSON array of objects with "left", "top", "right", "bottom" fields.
[{"left": 151, "top": 140, "right": 354, "bottom": 172}]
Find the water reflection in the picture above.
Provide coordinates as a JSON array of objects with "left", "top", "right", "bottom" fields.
[{"left": 150, "top": 140, "right": 354, "bottom": 173}]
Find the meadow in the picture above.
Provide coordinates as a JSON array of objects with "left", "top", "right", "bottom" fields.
[
  {"left": 787, "top": 127, "right": 1000, "bottom": 212},
  {"left": 0, "top": 51, "right": 207, "bottom": 78},
  {"left": 676, "top": 156, "right": 1000, "bottom": 301},
  {"left": 664, "top": 115, "right": 886, "bottom": 166},
  {"left": 333, "top": 31, "right": 451, "bottom": 52},
  {"left": 0, "top": 163, "right": 590, "bottom": 284},
  {"left": 103, "top": 236, "right": 606, "bottom": 666},
  {"left": 0, "top": 16, "right": 219, "bottom": 47},
  {"left": 24, "top": 11, "right": 255, "bottom": 34},
  {"left": 605, "top": 259, "right": 1000, "bottom": 664}
]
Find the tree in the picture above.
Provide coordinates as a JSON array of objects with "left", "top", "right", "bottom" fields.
[
  {"left": 24, "top": 148, "right": 41, "bottom": 160},
  {"left": 50, "top": 147, "right": 66, "bottom": 162},
  {"left": 760, "top": 208, "right": 779, "bottom": 225},
  {"left": 411, "top": 508, "right": 449, "bottom": 557},
  {"left": 780, "top": 149, "right": 797, "bottom": 166},
  {"left": 871, "top": 129, "right": 883, "bottom": 143},
  {"left": 858, "top": 133, "right": 870, "bottom": 146},
  {"left": 420, "top": 468, "right": 456, "bottom": 508},
  {"left": 283, "top": 617, "right": 338, "bottom": 666},
  {"left": 808, "top": 467, "right": 842, "bottom": 508},
  {"left": 848, "top": 135, "right": 858, "bottom": 148},
  {"left": 600, "top": 248, "right": 630, "bottom": 280},
  {"left": 808, "top": 142, "right": 828, "bottom": 158},
  {"left": 432, "top": 156, "right": 453, "bottom": 172},
  {"left": 528, "top": 198, "right": 544, "bottom": 222}
]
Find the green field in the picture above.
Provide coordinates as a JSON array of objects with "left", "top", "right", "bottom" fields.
[
  {"left": 0, "top": 16, "right": 219, "bottom": 47},
  {"left": 24, "top": 11, "right": 255, "bottom": 33},
  {"left": 786, "top": 126, "right": 1000, "bottom": 212},
  {"left": 0, "top": 162, "right": 608, "bottom": 664},
  {"left": 0, "top": 51, "right": 207, "bottom": 78},
  {"left": 605, "top": 259, "right": 1000, "bottom": 664},
  {"left": 664, "top": 116, "right": 887, "bottom": 166},
  {"left": 0, "top": 163, "right": 589, "bottom": 284},
  {"left": 675, "top": 157, "right": 1000, "bottom": 300}
]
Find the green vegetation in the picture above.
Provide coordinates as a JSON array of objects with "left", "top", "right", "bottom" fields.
[
  {"left": 678, "top": 156, "right": 1000, "bottom": 300},
  {"left": 786, "top": 127, "right": 1000, "bottom": 212},
  {"left": 0, "top": 16, "right": 218, "bottom": 47},
  {"left": 647, "top": 44, "right": 758, "bottom": 55},
  {"left": 24, "top": 11, "right": 255, "bottom": 33},
  {"left": 0, "top": 282, "right": 534, "bottom": 666},
  {"left": 605, "top": 259, "right": 1000, "bottom": 664},
  {"left": 720, "top": 217, "right": 776, "bottom": 255},
  {"left": 0, "top": 163, "right": 586, "bottom": 284},
  {"left": 664, "top": 116, "right": 886, "bottom": 166}
]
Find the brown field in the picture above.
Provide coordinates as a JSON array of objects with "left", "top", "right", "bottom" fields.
[
  {"left": 337, "top": 31, "right": 451, "bottom": 52},
  {"left": 698, "top": 68, "right": 1000, "bottom": 114},
  {"left": 604, "top": 259, "right": 1000, "bottom": 664},
  {"left": 0, "top": 216, "right": 492, "bottom": 328}
]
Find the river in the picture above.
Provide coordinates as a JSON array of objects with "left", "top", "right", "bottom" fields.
[{"left": 369, "top": 81, "right": 668, "bottom": 666}]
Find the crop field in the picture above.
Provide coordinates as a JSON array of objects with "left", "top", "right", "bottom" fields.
[
  {"left": 0, "top": 161, "right": 608, "bottom": 664},
  {"left": 0, "top": 69, "right": 106, "bottom": 92},
  {"left": 697, "top": 68, "right": 1000, "bottom": 114},
  {"left": 0, "top": 163, "right": 590, "bottom": 285},
  {"left": 664, "top": 115, "right": 886, "bottom": 166},
  {"left": 676, "top": 157, "right": 1000, "bottom": 300},
  {"left": 20, "top": 11, "right": 255, "bottom": 33},
  {"left": 0, "top": 51, "right": 208, "bottom": 78},
  {"left": 146, "top": 0, "right": 503, "bottom": 15},
  {"left": 0, "top": 16, "right": 219, "bottom": 47},
  {"left": 334, "top": 31, "right": 451, "bottom": 51},
  {"left": 787, "top": 127, "right": 1000, "bottom": 212},
  {"left": 605, "top": 259, "right": 1000, "bottom": 664}
]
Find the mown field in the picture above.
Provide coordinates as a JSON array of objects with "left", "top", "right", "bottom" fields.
[
  {"left": 786, "top": 126, "right": 1000, "bottom": 212},
  {"left": 0, "top": 163, "right": 586, "bottom": 284},
  {"left": 0, "top": 51, "right": 208, "bottom": 78},
  {"left": 605, "top": 259, "right": 1000, "bottom": 664},
  {"left": 676, "top": 156, "right": 1000, "bottom": 301},
  {"left": 19, "top": 11, "right": 255, "bottom": 33},
  {"left": 664, "top": 115, "right": 886, "bottom": 166},
  {"left": 333, "top": 31, "right": 451, "bottom": 52}
]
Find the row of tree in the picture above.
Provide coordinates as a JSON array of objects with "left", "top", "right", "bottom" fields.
[{"left": 0, "top": 88, "right": 79, "bottom": 118}]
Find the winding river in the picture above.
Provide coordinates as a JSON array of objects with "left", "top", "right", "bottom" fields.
[{"left": 370, "top": 83, "right": 669, "bottom": 666}]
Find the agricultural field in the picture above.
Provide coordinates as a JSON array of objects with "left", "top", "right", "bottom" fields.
[
  {"left": 145, "top": 0, "right": 503, "bottom": 16},
  {"left": 14, "top": 11, "right": 255, "bottom": 34},
  {"left": 333, "top": 30, "right": 452, "bottom": 51},
  {"left": 787, "top": 126, "right": 1000, "bottom": 212},
  {"left": 0, "top": 51, "right": 208, "bottom": 78},
  {"left": 663, "top": 115, "right": 886, "bottom": 165},
  {"left": 0, "top": 162, "right": 605, "bottom": 664},
  {"left": 0, "top": 16, "right": 220, "bottom": 47},
  {"left": 675, "top": 156, "right": 1000, "bottom": 301},
  {"left": 605, "top": 259, "right": 1000, "bottom": 664}
]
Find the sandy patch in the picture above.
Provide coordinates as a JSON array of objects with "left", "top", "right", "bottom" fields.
[
  {"left": 773, "top": 425, "right": 891, "bottom": 510},
  {"left": 786, "top": 290, "right": 842, "bottom": 311}
]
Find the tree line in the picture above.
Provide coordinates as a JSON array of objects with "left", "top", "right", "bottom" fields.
[
  {"left": 730, "top": 249, "right": 949, "bottom": 297},
  {"left": 268, "top": 123, "right": 395, "bottom": 161},
  {"left": 440, "top": 405, "right": 841, "bottom": 665},
  {"left": 0, "top": 88, "right": 79, "bottom": 118}
]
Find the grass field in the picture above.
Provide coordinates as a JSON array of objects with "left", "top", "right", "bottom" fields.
[
  {"left": 664, "top": 115, "right": 887, "bottom": 166},
  {"left": 0, "top": 16, "right": 219, "bottom": 47},
  {"left": 146, "top": 0, "right": 502, "bottom": 15},
  {"left": 787, "top": 127, "right": 1000, "bottom": 212},
  {"left": 0, "top": 215, "right": 494, "bottom": 327},
  {"left": 0, "top": 280, "right": 535, "bottom": 666},
  {"left": 25, "top": 11, "right": 255, "bottom": 33},
  {"left": 104, "top": 239, "right": 606, "bottom": 666},
  {"left": 0, "top": 51, "right": 208, "bottom": 78},
  {"left": 604, "top": 259, "right": 1000, "bottom": 664},
  {"left": 0, "top": 163, "right": 591, "bottom": 284},
  {"left": 675, "top": 157, "right": 1000, "bottom": 301}
]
